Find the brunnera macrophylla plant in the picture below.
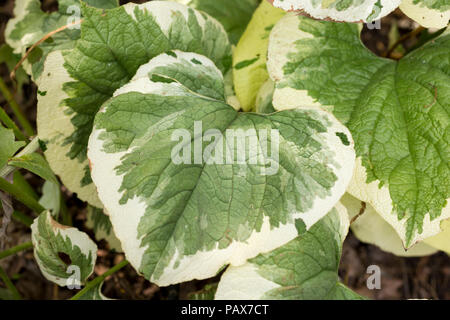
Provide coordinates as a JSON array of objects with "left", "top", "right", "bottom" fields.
[{"left": 1, "top": 0, "right": 448, "bottom": 300}]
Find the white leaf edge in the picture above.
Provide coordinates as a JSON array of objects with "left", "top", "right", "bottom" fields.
[
  {"left": 36, "top": 50, "right": 103, "bottom": 208},
  {"left": 88, "top": 50, "right": 356, "bottom": 286},
  {"left": 348, "top": 158, "right": 450, "bottom": 248},
  {"left": 214, "top": 202, "right": 350, "bottom": 300},
  {"left": 341, "top": 193, "right": 437, "bottom": 257},
  {"left": 400, "top": 0, "right": 450, "bottom": 29},
  {"left": 271, "top": 0, "right": 401, "bottom": 22},
  {"left": 31, "top": 211, "right": 98, "bottom": 287},
  {"left": 267, "top": 13, "right": 450, "bottom": 249}
]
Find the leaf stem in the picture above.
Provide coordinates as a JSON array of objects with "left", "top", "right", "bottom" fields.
[
  {"left": 12, "top": 210, "right": 33, "bottom": 227},
  {"left": 0, "top": 241, "right": 33, "bottom": 260},
  {"left": 0, "top": 137, "right": 40, "bottom": 178},
  {"left": 0, "top": 105, "right": 26, "bottom": 141},
  {"left": 384, "top": 26, "right": 425, "bottom": 59},
  {"left": 70, "top": 260, "right": 129, "bottom": 300},
  {"left": 0, "top": 77, "right": 34, "bottom": 137},
  {"left": 0, "top": 177, "right": 45, "bottom": 213},
  {"left": 0, "top": 266, "right": 22, "bottom": 300}
]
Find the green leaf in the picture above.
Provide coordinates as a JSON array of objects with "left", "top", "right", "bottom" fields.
[
  {"left": 31, "top": 211, "right": 97, "bottom": 287},
  {"left": 215, "top": 205, "right": 364, "bottom": 300},
  {"left": 37, "top": 1, "right": 232, "bottom": 206},
  {"left": 0, "top": 125, "right": 25, "bottom": 169},
  {"left": 8, "top": 153, "right": 59, "bottom": 185},
  {"left": 39, "top": 181, "right": 62, "bottom": 219},
  {"left": 88, "top": 50, "right": 355, "bottom": 286},
  {"left": 0, "top": 44, "right": 29, "bottom": 91},
  {"left": 341, "top": 193, "right": 437, "bottom": 257},
  {"left": 171, "top": 0, "right": 261, "bottom": 44},
  {"left": 269, "top": 0, "right": 401, "bottom": 22},
  {"left": 268, "top": 14, "right": 450, "bottom": 248},
  {"left": 233, "top": 0, "right": 285, "bottom": 111},
  {"left": 5, "top": 0, "right": 119, "bottom": 80},
  {"left": 86, "top": 206, "right": 122, "bottom": 252}
]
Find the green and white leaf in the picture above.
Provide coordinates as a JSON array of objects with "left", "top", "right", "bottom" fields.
[
  {"left": 270, "top": 0, "right": 401, "bottom": 22},
  {"left": 233, "top": 0, "right": 285, "bottom": 111},
  {"left": 5, "top": 0, "right": 119, "bottom": 80},
  {"left": 36, "top": 50, "right": 102, "bottom": 207},
  {"left": 38, "top": 1, "right": 232, "bottom": 205},
  {"left": 341, "top": 193, "right": 437, "bottom": 257},
  {"left": 215, "top": 204, "right": 364, "bottom": 300},
  {"left": 86, "top": 206, "right": 122, "bottom": 252},
  {"left": 31, "top": 211, "right": 97, "bottom": 287},
  {"left": 170, "top": 0, "right": 261, "bottom": 44},
  {"left": 268, "top": 14, "right": 450, "bottom": 248},
  {"left": 8, "top": 153, "right": 59, "bottom": 185},
  {"left": 39, "top": 181, "right": 62, "bottom": 219},
  {"left": 88, "top": 50, "right": 355, "bottom": 286},
  {"left": 0, "top": 125, "right": 24, "bottom": 169},
  {"left": 400, "top": 0, "right": 450, "bottom": 29}
]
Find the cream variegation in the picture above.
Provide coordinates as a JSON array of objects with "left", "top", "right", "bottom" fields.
[
  {"left": 215, "top": 204, "right": 363, "bottom": 300},
  {"left": 267, "top": 14, "right": 450, "bottom": 248},
  {"left": 31, "top": 211, "right": 97, "bottom": 287},
  {"left": 88, "top": 50, "right": 355, "bottom": 286}
]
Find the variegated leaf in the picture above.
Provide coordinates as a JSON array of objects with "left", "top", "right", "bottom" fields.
[
  {"left": 233, "top": 0, "right": 285, "bottom": 111},
  {"left": 268, "top": 0, "right": 401, "bottom": 22},
  {"left": 36, "top": 1, "right": 232, "bottom": 207},
  {"left": 268, "top": 14, "right": 450, "bottom": 248},
  {"left": 341, "top": 193, "right": 437, "bottom": 257},
  {"left": 88, "top": 50, "right": 355, "bottom": 286},
  {"left": 31, "top": 211, "right": 97, "bottom": 287},
  {"left": 215, "top": 204, "right": 364, "bottom": 300}
]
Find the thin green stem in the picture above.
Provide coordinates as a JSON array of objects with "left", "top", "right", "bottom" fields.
[
  {"left": 70, "top": 260, "right": 129, "bottom": 300},
  {"left": 12, "top": 171, "right": 39, "bottom": 200},
  {"left": 0, "top": 241, "right": 33, "bottom": 260},
  {"left": 0, "top": 266, "right": 22, "bottom": 300},
  {"left": 60, "top": 194, "right": 72, "bottom": 226},
  {"left": 0, "top": 77, "right": 34, "bottom": 137},
  {"left": 0, "top": 106, "right": 26, "bottom": 141},
  {"left": 12, "top": 210, "right": 33, "bottom": 227},
  {"left": 0, "top": 136, "right": 40, "bottom": 178},
  {"left": 0, "top": 177, "right": 45, "bottom": 213}
]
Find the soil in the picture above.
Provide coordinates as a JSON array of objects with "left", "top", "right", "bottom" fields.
[{"left": 0, "top": 0, "right": 448, "bottom": 300}]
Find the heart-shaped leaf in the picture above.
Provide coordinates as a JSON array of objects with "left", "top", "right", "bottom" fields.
[
  {"left": 215, "top": 204, "right": 364, "bottom": 300},
  {"left": 36, "top": 1, "right": 232, "bottom": 207},
  {"left": 88, "top": 50, "right": 355, "bottom": 286},
  {"left": 268, "top": 14, "right": 450, "bottom": 248}
]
